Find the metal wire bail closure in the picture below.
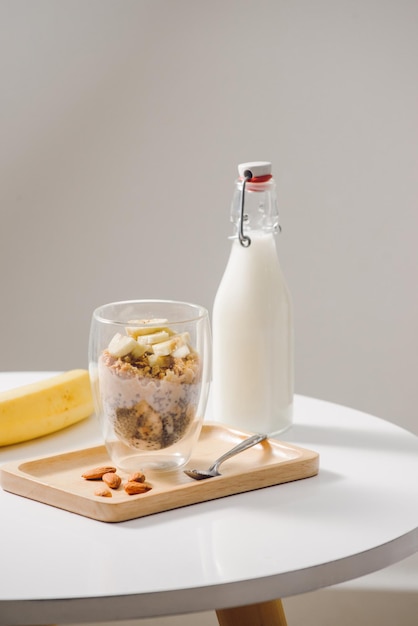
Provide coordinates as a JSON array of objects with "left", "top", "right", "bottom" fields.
[{"left": 239, "top": 170, "right": 252, "bottom": 247}]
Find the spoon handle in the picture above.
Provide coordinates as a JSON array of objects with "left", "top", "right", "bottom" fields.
[{"left": 210, "top": 432, "right": 268, "bottom": 472}]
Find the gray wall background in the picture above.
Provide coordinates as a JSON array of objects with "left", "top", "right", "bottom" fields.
[
  {"left": 1, "top": 0, "right": 416, "bottom": 435},
  {"left": 1, "top": 1, "right": 417, "bottom": 622}
]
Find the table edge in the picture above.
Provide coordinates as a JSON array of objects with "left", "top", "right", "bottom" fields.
[{"left": 1, "top": 528, "right": 416, "bottom": 625}]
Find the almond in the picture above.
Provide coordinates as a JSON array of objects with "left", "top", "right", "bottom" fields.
[
  {"left": 102, "top": 472, "right": 122, "bottom": 489},
  {"left": 124, "top": 481, "right": 152, "bottom": 495},
  {"left": 128, "top": 471, "right": 146, "bottom": 483},
  {"left": 82, "top": 466, "right": 117, "bottom": 480},
  {"left": 94, "top": 487, "right": 112, "bottom": 497}
]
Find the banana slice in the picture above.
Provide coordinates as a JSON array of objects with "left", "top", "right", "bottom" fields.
[
  {"left": 147, "top": 354, "right": 173, "bottom": 367},
  {"left": 108, "top": 333, "right": 147, "bottom": 358},
  {"left": 136, "top": 330, "right": 171, "bottom": 346},
  {"left": 172, "top": 344, "right": 190, "bottom": 358},
  {"left": 126, "top": 319, "right": 171, "bottom": 339},
  {"left": 151, "top": 337, "right": 177, "bottom": 357},
  {"left": 152, "top": 332, "right": 191, "bottom": 357}
]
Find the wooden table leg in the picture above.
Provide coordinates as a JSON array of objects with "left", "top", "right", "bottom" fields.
[{"left": 216, "top": 599, "right": 288, "bottom": 626}]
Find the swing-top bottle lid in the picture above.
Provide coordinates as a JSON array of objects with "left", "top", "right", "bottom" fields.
[{"left": 238, "top": 161, "right": 272, "bottom": 180}]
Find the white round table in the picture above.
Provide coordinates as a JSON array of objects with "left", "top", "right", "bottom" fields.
[{"left": 0, "top": 372, "right": 417, "bottom": 626}]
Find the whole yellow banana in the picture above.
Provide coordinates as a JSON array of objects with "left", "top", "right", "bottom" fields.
[{"left": 0, "top": 369, "right": 94, "bottom": 446}]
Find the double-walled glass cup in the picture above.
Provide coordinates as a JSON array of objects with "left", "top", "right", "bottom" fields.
[{"left": 89, "top": 300, "right": 211, "bottom": 473}]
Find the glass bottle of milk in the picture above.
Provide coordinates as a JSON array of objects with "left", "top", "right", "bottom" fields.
[{"left": 212, "top": 161, "right": 293, "bottom": 434}]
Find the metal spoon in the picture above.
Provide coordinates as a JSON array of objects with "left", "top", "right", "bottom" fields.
[{"left": 184, "top": 432, "right": 269, "bottom": 480}]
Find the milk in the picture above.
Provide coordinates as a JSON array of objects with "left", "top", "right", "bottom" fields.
[{"left": 212, "top": 217, "right": 293, "bottom": 434}]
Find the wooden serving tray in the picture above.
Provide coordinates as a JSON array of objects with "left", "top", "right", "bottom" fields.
[{"left": 0, "top": 424, "right": 319, "bottom": 523}]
